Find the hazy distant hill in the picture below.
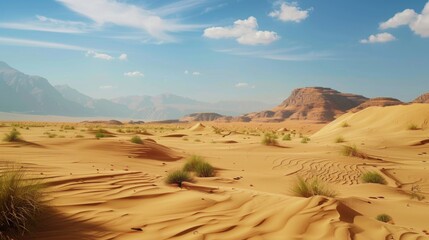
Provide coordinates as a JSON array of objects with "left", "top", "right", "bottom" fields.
[{"left": 0, "top": 61, "right": 90, "bottom": 116}]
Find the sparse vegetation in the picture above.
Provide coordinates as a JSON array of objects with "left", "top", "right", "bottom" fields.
[
  {"left": 361, "top": 171, "right": 386, "bottom": 184},
  {"left": 0, "top": 169, "right": 45, "bottom": 238},
  {"left": 75, "top": 135, "right": 84, "bottom": 138},
  {"left": 407, "top": 123, "right": 419, "bottom": 130},
  {"left": 3, "top": 128, "right": 22, "bottom": 142},
  {"left": 335, "top": 136, "right": 345, "bottom": 143},
  {"left": 95, "top": 132, "right": 106, "bottom": 139},
  {"left": 341, "top": 145, "right": 368, "bottom": 159},
  {"left": 130, "top": 135, "right": 143, "bottom": 144},
  {"left": 301, "top": 137, "right": 310, "bottom": 143},
  {"left": 182, "top": 155, "right": 215, "bottom": 177},
  {"left": 376, "top": 214, "right": 392, "bottom": 223},
  {"left": 410, "top": 185, "right": 426, "bottom": 201},
  {"left": 165, "top": 170, "right": 193, "bottom": 187},
  {"left": 292, "top": 177, "right": 337, "bottom": 198},
  {"left": 341, "top": 122, "right": 350, "bottom": 128},
  {"left": 183, "top": 155, "right": 206, "bottom": 172},
  {"left": 283, "top": 134, "right": 291, "bottom": 141},
  {"left": 262, "top": 133, "right": 278, "bottom": 146}
]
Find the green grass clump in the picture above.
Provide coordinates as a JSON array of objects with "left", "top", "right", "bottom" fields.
[
  {"left": 262, "top": 133, "right": 278, "bottom": 146},
  {"left": 407, "top": 123, "right": 419, "bottom": 130},
  {"left": 130, "top": 135, "right": 143, "bottom": 144},
  {"left": 0, "top": 170, "right": 45, "bottom": 237},
  {"left": 376, "top": 214, "right": 392, "bottom": 223},
  {"left": 335, "top": 136, "right": 345, "bottom": 143},
  {"left": 341, "top": 122, "right": 350, "bottom": 128},
  {"left": 341, "top": 145, "right": 368, "bottom": 159},
  {"left": 165, "top": 170, "right": 193, "bottom": 187},
  {"left": 183, "top": 155, "right": 206, "bottom": 172},
  {"left": 292, "top": 177, "right": 337, "bottom": 198},
  {"left": 301, "top": 137, "right": 310, "bottom": 143},
  {"left": 361, "top": 171, "right": 386, "bottom": 184},
  {"left": 283, "top": 134, "right": 291, "bottom": 141},
  {"left": 3, "top": 128, "right": 22, "bottom": 142},
  {"left": 182, "top": 155, "right": 215, "bottom": 177},
  {"left": 95, "top": 132, "right": 105, "bottom": 139}
]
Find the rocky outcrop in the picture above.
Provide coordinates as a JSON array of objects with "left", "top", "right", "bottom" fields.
[
  {"left": 350, "top": 97, "right": 404, "bottom": 112},
  {"left": 412, "top": 93, "right": 429, "bottom": 103},
  {"left": 181, "top": 112, "right": 224, "bottom": 122}
]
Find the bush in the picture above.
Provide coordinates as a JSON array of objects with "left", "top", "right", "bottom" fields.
[
  {"left": 3, "top": 128, "right": 22, "bottom": 142},
  {"left": 335, "top": 136, "right": 345, "bottom": 143},
  {"left": 341, "top": 145, "right": 369, "bottom": 159},
  {"left": 194, "top": 162, "right": 215, "bottom": 177},
  {"left": 341, "top": 122, "right": 350, "bottom": 128},
  {"left": 165, "top": 170, "right": 193, "bottom": 187},
  {"left": 262, "top": 133, "right": 278, "bottom": 146},
  {"left": 183, "top": 155, "right": 206, "bottom": 172},
  {"left": 0, "top": 170, "right": 44, "bottom": 237},
  {"left": 376, "top": 214, "right": 392, "bottom": 223},
  {"left": 130, "top": 136, "right": 143, "bottom": 144},
  {"left": 95, "top": 132, "right": 105, "bottom": 139},
  {"left": 301, "top": 137, "right": 310, "bottom": 143},
  {"left": 361, "top": 171, "right": 386, "bottom": 184},
  {"left": 407, "top": 123, "right": 419, "bottom": 130},
  {"left": 283, "top": 134, "right": 291, "bottom": 141},
  {"left": 292, "top": 177, "right": 336, "bottom": 198}
]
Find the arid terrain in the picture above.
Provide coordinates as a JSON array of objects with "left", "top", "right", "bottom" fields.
[{"left": 1, "top": 104, "right": 429, "bottom": 240}]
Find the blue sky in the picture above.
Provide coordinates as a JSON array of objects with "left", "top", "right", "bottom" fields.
[{"left": 0, "top": 0, "right": 428, "bottom": 103}]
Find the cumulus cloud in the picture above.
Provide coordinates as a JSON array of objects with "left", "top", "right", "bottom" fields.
[
  {"left": 269, "top": 2, "right": 310, "bottom": 23},
  {"left": 118, "top": 53, "right": 127, "bottom": 60},
  {"left": 380, "top": 2, "right": 429, "bottom": 37},
  {"left": 124, "top": 71, "right": 144, "bottom": 77},
  {"left": 360, "top": 32, "right": 396, "bottom": 44},
  {"left": 235, "top": 82, "right": 255, "bottom": 88},
  {"left": 203, "top": 16, "right": 279, "bottom": 45},
  {"left": 86, "top": 50, "right": 114, "bottom": 60}
]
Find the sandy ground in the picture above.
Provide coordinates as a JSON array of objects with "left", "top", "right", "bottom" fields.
[{"left": 0, "top": 105, "right": 429, "bottom": 239}]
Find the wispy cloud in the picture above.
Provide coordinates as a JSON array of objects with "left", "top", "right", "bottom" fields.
[
  {"left": 0, "top": 15, "right": 92, "bottom": 34},
  {"left": 216, "top": 48, "right": 331, "bottom": 61},
  {"left": 57, "top": 0, "right": 205, "bottom": 42},
  {"left": 235, "top": 82, "right": 255, "bottom": 88},
  {"left": 0, "top": 37, "right": 89, "bottom": 51},
  {"left": 86, "top": 50, "right": 114, "bottom": 60},
  {"left": 204, "top": 16, "right": 279, "bottom": 45},
  {"left": 360, "top": 32, "right": 396, "bottom": 44},
  {"left": 99, "top": 85, "right": 114, "bottom": 89},
  {"left": 124, "top": 71, "right": 144, "bottom": 77}
]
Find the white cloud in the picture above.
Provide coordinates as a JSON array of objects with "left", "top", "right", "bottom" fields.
[
  {"left": 380, "top": 2, "right": 429, "bottom": 37},
  {"left": 124, "top": 71, "right": 144, "bottom": 77},
  {"left": 118, "top": 53, "right": 127, "bottom": 60},
  {"left": 0, "top": 37, "right": 89, "bottom": 51},
  {"left": 360, "top": 32, "right": 396, "bottom": 44},
  {"left": 269, "top": 2, "right": 310, "bottom": 23},
  {"left": 203, "top": 16, "right": 279, "bottom": 45},
  {"left": 86, "top": 50, "right": 114, "bottom": 60},
  {"left": 57, "top": 0, "right": 203, "bottom": 42},
  {"left": 216, "top": 48, "right": 331, "bottom": 61},
  {"left": 184, "top": 70, "right": 189, "bottom": 74},
  {"left": 0, "top": 15, "right": 90, "bottom": 34},
  {"left": 99, "top": 85, "right": 114, "bottom": 89},
  {"left": 380, "top": 9, "right": 418, "bottom": 29},
  {"left": 235, "top": 82, "right": 255, "bottom": 88},
  {"left": 192, "top": 71, "right": 201, "bottom": 75}
]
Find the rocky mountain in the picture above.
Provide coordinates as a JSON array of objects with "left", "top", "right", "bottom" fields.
[
  {"left": 55, "top": 85, "right": 133, "bottom": 118},
  {"left": 181, "top": 112, "right": 224, "bottom": 122},
  {"left": 0, "top": 61, "right": 90, "bottom": 116},
  {"left": 350, "top": 97, "right": 404, "bottom": 112},
  {"left": 413, "top": 93, "right": 429, "bottom": 103},
  {"left": 238, "top": 87, "right": 368, "bottom": 122}
]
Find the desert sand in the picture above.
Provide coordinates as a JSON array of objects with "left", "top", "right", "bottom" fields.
[{"left": 1, "top": 104, "right": 429, "bottom": 240}]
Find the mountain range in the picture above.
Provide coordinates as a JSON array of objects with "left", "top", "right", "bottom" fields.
[{"left": 0, "top": 61, "right": 273, "bottom": 120}]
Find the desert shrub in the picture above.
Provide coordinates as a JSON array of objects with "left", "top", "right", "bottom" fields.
[
  {"left": 361, "top": 171, "right": 386, "bottom": 184},
  {"left": 407, "top": 123, "right": 419, "bottom": 130},
  {"left": 341, "top": 145, "right": 368, "bottom": 159},
  {"left": 194, "top": 162, "right": 215, "bottom": 177},
  {"left": 95, "top": 132, "right": 105, "bottom": 139},
  {"left": 194, "top": 139, "right": 201, "bottom": 142},
  {"left": 47, "top": 133, "right": 57, "bottom": 138},
  {"left": 3, "top": 128, "right": 22, "bottom": 142},
  {"left": 283, "top": 134, "right": 291, "bottom": 141},
  {"left": 262, "top": 133, "right": 278, "bottom": 146},
  {"left": 116, "top": 129, "right": 124, "bottom": 133},
  {"left": 165, "top": 170, "right": 193, "bottom": 187},
  {"left": 335, "top": 136, "right": 345, "bottom": 143},
  {"left": 130, "top": 136, "right": 143, "bottom": 144},
  {"left": 75, "top": 135, "right": 84, "bottom": 138},
  {"left": 0, "top": 170, "right": 45, "bottom": 237},
  {"left": 410, "top": 185, "right": 426, "bottom": 201},
  {"left": 183, "top": 155, "right": 206, "bottom": 172},
  {"left": 301, "top": 137, "right": 310, "bottom": 143},
  {"left": 341, "top": 122, "right": 350, "bottom": 128},
  {"left": 376, "top": 214, "right": 392, "bottom": 223},
  {"left": 292, "top": 177, "right": 336, "bottom": 198}
]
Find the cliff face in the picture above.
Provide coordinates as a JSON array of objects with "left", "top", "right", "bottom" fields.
[{"left": 413, "top": 93, "right": 429, "bottom": 103}]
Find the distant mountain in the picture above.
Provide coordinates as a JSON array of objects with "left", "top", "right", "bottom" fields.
[
  {"left": 55, "top": 85, "right": 133, "bottom": 118},
  {"left": 237, "top": 87, "right": 368, "bottom": 122},
  {"left": 413, "top": 92, "right": 429, "bottom": 103},
  {"left": 181, "top": 113, "right": 224, "bottom": 122},
  {"left": 0, "top": 61, "right": 90, "bottom": 116},
  {"left": 350, "top": 97, "right": 404, "bottom": 112}
]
